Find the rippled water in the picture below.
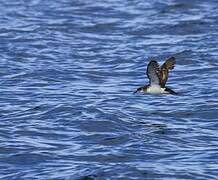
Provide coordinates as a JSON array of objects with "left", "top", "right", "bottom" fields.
[{"left": 0, "top": 0, "right": 218, "bottom": 179}]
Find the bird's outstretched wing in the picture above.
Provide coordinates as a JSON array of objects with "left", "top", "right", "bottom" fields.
[
  {"left": 160, "top": 57, "right": 176, "bottom": 87},
  {"left": 146, "top": 60, "right": 161, "bottom": 86}
]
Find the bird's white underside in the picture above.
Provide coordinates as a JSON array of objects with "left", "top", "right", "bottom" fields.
[{"left": 146, "top": 85, "right": 168, "bottom": 94}]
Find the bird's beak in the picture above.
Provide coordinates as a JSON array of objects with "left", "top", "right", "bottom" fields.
[
  {"left": 133, "top": 90, "right": 138, "bottom": 94},
  {"left": 133, "top": 87, "right": 142, "bottom": 94}
]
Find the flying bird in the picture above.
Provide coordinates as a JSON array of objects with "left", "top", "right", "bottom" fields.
[{"left": 134, "top": 57, "right": 177, "bottom": 95}]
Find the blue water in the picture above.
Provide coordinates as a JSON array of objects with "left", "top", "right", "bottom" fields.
[{"left": 0, "top": 0, "right": 218, "bottom": 179}]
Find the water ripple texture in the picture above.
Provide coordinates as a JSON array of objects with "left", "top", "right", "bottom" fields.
[{"left": 0, "top": 0, "right": 218, "bottom": 179}]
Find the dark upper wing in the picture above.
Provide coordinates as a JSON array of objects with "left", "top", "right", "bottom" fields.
[
  {"left": 146, "top": 60, "right": 161, "bottom": 86},
  {"left": 160, "top": 57, "right": 176, "bottom": 87}
]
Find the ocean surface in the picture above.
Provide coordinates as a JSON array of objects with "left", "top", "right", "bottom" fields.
[{"left": 0, "top": 0, "right": 218, "bottom": 179}]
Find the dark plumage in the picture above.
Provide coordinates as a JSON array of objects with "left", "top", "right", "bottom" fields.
[{"left": 134, "top": 57, "right": 177, "bottom": 95}]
